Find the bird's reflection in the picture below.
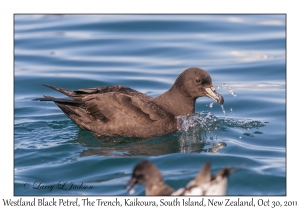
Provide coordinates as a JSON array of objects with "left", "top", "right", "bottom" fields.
[{"left": 69, "top": 128, "right": 227, "bottom": 157}]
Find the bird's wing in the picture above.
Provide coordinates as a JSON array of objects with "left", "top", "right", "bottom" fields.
[
  {"left": 82, "top": 92, "right": 169, "bottom": 124},
  {"left": 76, "top": 85, "right": 153, "bottom": 100}
]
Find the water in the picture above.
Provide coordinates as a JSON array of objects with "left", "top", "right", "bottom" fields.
[{"left": 14, "top": 15, "right": 286, "bottom": 196}]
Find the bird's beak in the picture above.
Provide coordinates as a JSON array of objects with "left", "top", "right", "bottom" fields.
[
  {"left": 205, "top": 86, "right": 224, "bottom": 105},
  {"left": 125, "top": 177, "right": 137, "bottom": 193}
]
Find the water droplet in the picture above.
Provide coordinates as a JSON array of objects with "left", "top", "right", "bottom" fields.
[
  {"left": 209, "top": 102, "right": 214, "bottom": 108},
  {"left": 221, "top": 105, "right": 227, "bottom": 118},
  {"left": 218, "top": 83, "right": 237, "bottom": 97}
]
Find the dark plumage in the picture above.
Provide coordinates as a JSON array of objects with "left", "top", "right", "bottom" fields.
[
  {"left": 126, "top": 160, "right": 232, "bottom": 196},
  {"left": 126, "top": 160, "right": 174, "bottom": 196},
  {"left": 33, "top": 67, "right": 224, "bottom": 138}
]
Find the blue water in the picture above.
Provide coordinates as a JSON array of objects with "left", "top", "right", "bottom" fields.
[{"left": 14, "top": 15, "right": 286, "bottom": 196}]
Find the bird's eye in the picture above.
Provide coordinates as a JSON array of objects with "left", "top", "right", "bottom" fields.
[{"left": 195, "top": 79, "right": 201, "bottom": 83}]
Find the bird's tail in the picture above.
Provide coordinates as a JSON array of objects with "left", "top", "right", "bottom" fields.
[
  {"left": 33, "top": 95, "right": 95, "bottom": 131},
  {"left": 41, "top": 84, "right": 75, "bottom": 97}
]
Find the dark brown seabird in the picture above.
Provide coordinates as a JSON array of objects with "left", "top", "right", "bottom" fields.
[
  {"left": 126, "top": 160, "right": 175, "bottom": 196},
  {"left": 33, "top": 67, "right": 224, "bottom": 138},
  {"left": 126, "top": 160, "right": 232, "bottom": 196}
]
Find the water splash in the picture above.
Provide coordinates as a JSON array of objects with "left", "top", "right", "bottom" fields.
[
  {"left": 221, "top": 105, "right": 227, "bottom": 118},
  {"left": 218, "top": 83, "right": 237, "bottom": 97},
  {"left": 176, "top": 112, "right": 266, "bottom": 153},
  {"left": 207, "top": 102, "right": 227, "bottom": 119},
  {"left": 177, "top": 112, "right": 218, "bottom": 132},
  {"left": 177, "top": 112, "right": 266, "bottom": 133}
]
